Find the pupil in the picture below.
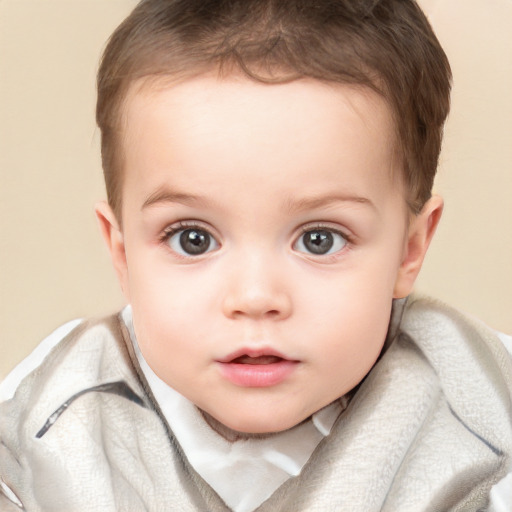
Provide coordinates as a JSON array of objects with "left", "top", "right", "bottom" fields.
[
  {"left": 304, "top": 230, "right": 333, "bottom": 254},
  {"left": 180, "top": 229, "right": 210, "bottom": 255}
]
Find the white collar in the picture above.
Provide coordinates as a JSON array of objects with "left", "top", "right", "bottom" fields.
[{"left": 122, "top": 306, "right": 346, "bottom": 512}]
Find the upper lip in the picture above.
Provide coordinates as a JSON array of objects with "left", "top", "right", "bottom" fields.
[{"left": 216, "top": 347, "right": 296, "bottom": 364}]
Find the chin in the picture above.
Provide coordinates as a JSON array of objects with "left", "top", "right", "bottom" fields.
[{"left": 208, "top": 410, "right": 305, "bottom": 436}]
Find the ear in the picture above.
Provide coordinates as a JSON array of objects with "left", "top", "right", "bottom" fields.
[
  {"left": 95, "top": 201, "right": 130, "bottom": 301},
  {"left": 393, "top": 195, "right": 443, "bottom": 299}
]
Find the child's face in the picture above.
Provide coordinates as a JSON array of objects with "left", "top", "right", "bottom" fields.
[{"left": 98, "top": 75, "right": 440, "bottom": 433}]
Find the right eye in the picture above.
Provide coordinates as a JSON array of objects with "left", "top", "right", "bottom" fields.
[{"left": 165, "top": 227, "right": 219, "bottom": 256}]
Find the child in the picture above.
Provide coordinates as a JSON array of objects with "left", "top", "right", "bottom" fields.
[{"left": 1, "top": 0, "right": 511, "bottom": 510}]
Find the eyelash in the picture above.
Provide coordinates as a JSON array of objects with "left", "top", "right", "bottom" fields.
[
  {"left": 159, "top": 221, "right": 211, "bottom": 241},
  {"left": 298, "top": 224, "right": 353, "bottom": 244}
]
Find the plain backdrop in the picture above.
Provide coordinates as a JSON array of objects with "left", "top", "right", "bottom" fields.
[{"left": 1, "top": 0, "right": 511, "bottom": 379}]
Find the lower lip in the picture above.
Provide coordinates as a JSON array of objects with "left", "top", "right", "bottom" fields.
[{"left": 217, "top": 360, "right": 297, "bottom": 387}]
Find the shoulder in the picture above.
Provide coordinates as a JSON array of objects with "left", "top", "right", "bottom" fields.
[
  {"left": 374, "top": 295, "right": 512, "bottom": 508},
  {"left": 397, "top": 294, "right": 512, "bottom": 456},
  {"left": 0, "top": 313, "right": 146, "bottom": 441},
  {"left": 397, "top": 294, "right": 512, "bottom": 392},
  {"left": 399, "top": 294, "right": 512, "bottom": 367},
  {"left": 0, "top": 315, "right": 182, "bottom": 511},
  {"left": 0, "top": 318, "right": 82, "bottom": 402},
  {"left": 1, "top": 314, "right": 131, "bottom": 400}
]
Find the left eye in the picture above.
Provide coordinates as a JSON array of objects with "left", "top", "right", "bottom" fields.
[
  {"left": 166, "top": 228, "right": 219, "bottom": 256},
  {"left": 294, "top": 229, "right": 347, "bottom": 256}
]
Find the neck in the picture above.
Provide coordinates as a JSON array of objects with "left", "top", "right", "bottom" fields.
[{"left": 199, "top": 409, "right": 309, "bottom": 442}]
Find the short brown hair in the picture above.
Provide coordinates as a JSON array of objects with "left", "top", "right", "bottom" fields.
[{"left": 97, "top": 0, "right": 451, "bottom": 220}]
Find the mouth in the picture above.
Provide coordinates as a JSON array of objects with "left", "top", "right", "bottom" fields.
[
  {"left": 230, "top": 354, "right": 285, "bottom": 365},
  {"left": 218, "top": 347, "right": 291, "bottom": 363},
  {"left": 216, "top": 348, "right": 299, "bottom": 387}
]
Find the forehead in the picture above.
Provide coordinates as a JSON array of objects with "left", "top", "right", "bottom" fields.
[
  {"left": 119, "top": 75, "right": 402, "bottom": 213},
  {"left": 123, "top": 73, "right": 395, "bottom": 142}
]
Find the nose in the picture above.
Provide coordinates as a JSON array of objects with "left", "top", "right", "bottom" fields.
[{"left": 221, "top": 253, "right": 292, "bottom": 321}]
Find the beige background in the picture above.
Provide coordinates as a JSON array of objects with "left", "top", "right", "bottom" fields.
[{"left": 1, "top": 0, "right": 511, "bottom": 379}]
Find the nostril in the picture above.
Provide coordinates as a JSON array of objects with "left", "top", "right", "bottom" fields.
[
  {"left": 232, "top": 308, "right": 280, "bottom": 316},
  {"left": 229, "top": 308, "right": 283, "bottom": 320},
  {"left": 222, "top": 288, "right": 292, "bottom": 320}
]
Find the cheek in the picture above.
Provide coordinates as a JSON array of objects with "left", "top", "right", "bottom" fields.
[
  {"left": 298, "top": 263, "right": 396, "bottom": 359},
  {"left": 315, "top": 285, "right": 392, "bottom": 345},
  {"left": 313, "top": 292, "right": 392, "bottom": 391},
  {"left": 128, "top": 260, "right": 218, "bottom": 353},
  {"left": 129, "top": 283, "right": 204, "bottom": 386},
  {"left": 128, "top": 248, "right": 205, "bottom": 309}
]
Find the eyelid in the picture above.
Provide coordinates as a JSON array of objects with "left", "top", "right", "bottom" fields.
[
  {"left": 297, "top": 222, "right": 352, "bottom": 241},
  {"left": 161, "top": 219, "right": 215, "bottom": 237}
]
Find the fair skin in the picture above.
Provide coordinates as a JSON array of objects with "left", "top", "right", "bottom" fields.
[{"left": 96, "top": 75, "right": 442, "bottom": 434}]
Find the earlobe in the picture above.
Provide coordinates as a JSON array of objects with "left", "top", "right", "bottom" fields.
[
  {"left": 95, "top": 201, "right": 130, "bottom": 300},
  {"left": 393, "top": 195, "right": 443, "bottom": 299}
]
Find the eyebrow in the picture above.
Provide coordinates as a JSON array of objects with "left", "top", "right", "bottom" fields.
[
  {"left": 284, "top": 194, "right": 377, "bottom": 214},
  {"left": 141, "top": 187, "right": 210, "bottom": 210},
  {"left": 142, "top": 187, "right": 377, "bottom": 214}
]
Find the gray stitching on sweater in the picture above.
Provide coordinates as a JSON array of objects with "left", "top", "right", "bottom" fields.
[
  {"left": 448, "top": 404, "right": 503, "bottom": 457},
  {"left": 35, "top": 380, "right": 146, "bottom": 439}
]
